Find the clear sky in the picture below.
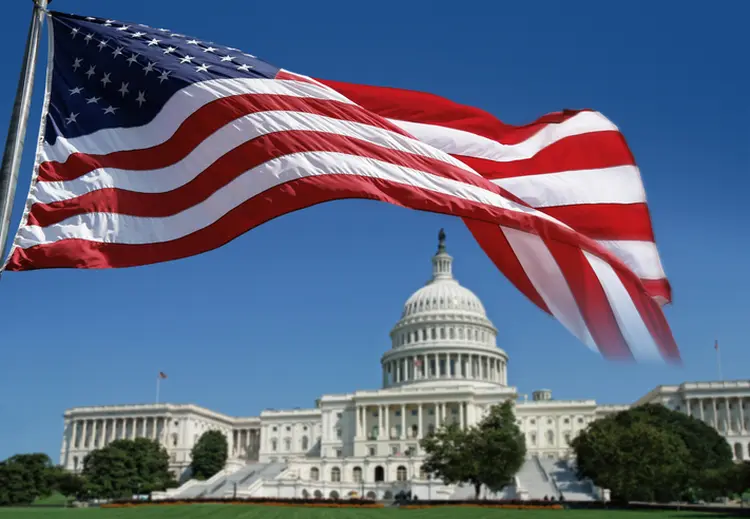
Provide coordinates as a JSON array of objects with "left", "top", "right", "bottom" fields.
[{"left": 0, "top": 0, "right": 747, "bottom": 462}]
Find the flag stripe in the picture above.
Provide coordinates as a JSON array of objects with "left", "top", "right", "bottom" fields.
[{"left": 540, "top": 203, "right": 655, "bottom": 241}]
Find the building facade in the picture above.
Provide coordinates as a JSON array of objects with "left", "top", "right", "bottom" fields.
[{"left": 59, "top": 231, "right": 750, "bottom": 499}]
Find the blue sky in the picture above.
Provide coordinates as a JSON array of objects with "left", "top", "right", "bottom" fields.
[{"left": 0, "top": 0, "right": 747, "bottom": 462}]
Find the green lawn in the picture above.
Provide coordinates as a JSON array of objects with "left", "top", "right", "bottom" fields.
[{"left": 0, "top": 505, "right": 736, "bottom": 519}]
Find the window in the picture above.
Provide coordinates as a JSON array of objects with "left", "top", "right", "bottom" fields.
[
  {"left": 172, "top": 433, "right": 179, "bottom": 447},
  {"left": 397, "top": 466, "right": 407, "bottom": 481},
  {"left": 331, "top": 467, "right": 341, "bottom": 482},
  {"left": 271, "top": 439, "right": 278, "bottom": 451},
  {"left": 546, "top": 430, "right": 554, "bottom": 445},
  {"left": 411, "top": 409, "right": 417, "bottom": 416},
  {"left": 391, "top": 445, "right": 399, "bottom": 455},
  {"left": 272, "top": 426, "right": 277, "bottom": 432},
  {"left": 564, "top": 418, "right": 570, "bottom": 424},
  {"left": 369, "top": 446, "right": 376, "bottom": 456},
  {"left": 547, "top": 419, "right": 553, "bottom": 425},
  {"left": 564, "top": 433, "right": 571, "bottom": 445},
  {"left": 310, "top": 467, "right": 319, "bottom": 481},
  {"left": 440, "top": 328, "right": 446, "bottom": 339},
  {"left": 419, "top": 466, "right": 428, "bottom": 480},
  {"left": 353, "top": 466, "right": 363, "bottom": 482},
  {"left": 303, "top": 426, "right": 308, "bottom": 431},
  {"left": 530, "top": 433, "right": 537, "bottom": 446},
  {"left": 530, "top": 419, "right": 536, "bottom": 425},
  {"left": 431, "top": 328, "right": 437, "bottom": 340},
  {"left": 286, "top": 426, "right": 291, "bottom": 432},
  {"left": 335, "top": 449, "right": 342, "bottom": 458},
  {"left": 284, "top": 438, "right": 291, "bottom": 450},
  {"left": 577, "top": 417, "right": 584, "bottom": 424},
  {"left": 337, "top": 413, "right": 342, "bottom": 419},
  {"left": 336, "top": 428, "right": 342, "bottom": 439},
  {"left": 395, "top": 410, "right": 401, "bottom": 417},
  {"left": 302, "top": 436, "right": 309, "bottom": 450}
]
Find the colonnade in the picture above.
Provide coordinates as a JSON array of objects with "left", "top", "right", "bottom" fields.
[
  {"left": 354, "top": 402, "right": 468, "bottom": 441},
  {"left": 686, "top": 396, "right": 749, "bottom": 434},
  {"left": 383, "top": 352, "right": 505, "bottom": 386},
  {"left": 233, "top": 428, "right": 261, "bottom": 459},
  {"left": 67, "top": 416, "right": 169, "bottom": 450}
]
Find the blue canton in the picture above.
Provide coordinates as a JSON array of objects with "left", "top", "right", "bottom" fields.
[{"left": 45, "top": 12, "right": 281, "bottom": 145}]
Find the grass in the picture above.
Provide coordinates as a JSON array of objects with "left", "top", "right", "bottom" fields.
[{"left": 0, "top": 505, "right": 737, "bottom": 519}]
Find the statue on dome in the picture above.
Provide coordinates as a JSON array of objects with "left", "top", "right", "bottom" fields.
[{"left": 437, "top": 228, "right": 446, "bottom": 252}]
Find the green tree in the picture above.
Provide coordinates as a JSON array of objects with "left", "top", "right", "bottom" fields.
[
  {"left": 55, "top": 471, "right": 86, "bottom": 501},
  {"left": 0, "top": 462, "right": 36, "bottom": 506},
  {"left": 82, "top": 438, "right": 174, "bottom": 499},
  {"left": 190, "top": 430, "right": 228, "bottom": 480},
  {"left": 572, "top": 404, "right": 733, "bottom": 502},
  {"left": 421, "top": 401, "right": 526, "bottom": 499},
  {"left": 5, "top": 453, "right": 55, "bottom": 499}
]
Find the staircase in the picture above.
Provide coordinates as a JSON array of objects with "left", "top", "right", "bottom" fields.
[
  {"left": 516, "top": 456, "right": 558, "bottom": 500},
  {"left": 538, "top": 458, "right": 597, "bottom": 501},
  {"left": 164, "top": 461, "right": 287, "bottom": 499}
]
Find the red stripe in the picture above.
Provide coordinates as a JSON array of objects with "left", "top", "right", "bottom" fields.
[
  {"left": 455, "top": 131, "right": 636, "bottom": 179},
  {"left": 640, "top": 278, "right": 672, "bottom": 305},
  {"left": 38, "top": 92, "right": 414, "bottom": 183},
  {"left": 465, "top": 219, "right": 552, "bottom": 315},
  {"left": 544, "top": 238, "right": 634, "bottom": 360},
  {"left": 615, "top": 268, "right": 681, "bottom": 362},
  {"left": 317, "top": 78, "right": 589, "bottom": 145},
  {"left": 28, "top": 130, "right": 507, "bottom": 227},
  {"left": 540, "top": 203, "right": 655, "bottom": 242}
]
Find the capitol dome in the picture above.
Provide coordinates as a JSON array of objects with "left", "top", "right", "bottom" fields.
[{"left": 381, "top": 230, "right": 508, "bottom": 389}]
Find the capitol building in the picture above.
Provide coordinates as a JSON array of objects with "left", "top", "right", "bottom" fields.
[{"left": 59, "top": 232, "right": 750, "bottom": 501}]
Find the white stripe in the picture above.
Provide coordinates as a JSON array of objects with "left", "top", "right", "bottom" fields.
[
  {"left": 501, "top": 226, "right": 598, "bottom": 352},
  {"left": 16, "top": 152, "right": 552, "bottom": 248},
  {"left": 42, "top": 78, "right": 356, "bottom": 164},
  {"left": 596, "top": 240, "right": 666, "bottom": 281},
  {"left": 34, "top": 110, "right": 476, "bottom": 204},
  {"left": 583, "top": 251, "right": 664, "bottom": 362},
  {"left": 493, "top": 165, "right": 646, "bottom": 208},
  {"left": 388, "top": 111, "right": 618, "bottom": 163}
]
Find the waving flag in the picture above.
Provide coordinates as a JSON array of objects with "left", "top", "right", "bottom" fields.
[{"left": 2, "top": 11, "right": 679, "bottom": 362}]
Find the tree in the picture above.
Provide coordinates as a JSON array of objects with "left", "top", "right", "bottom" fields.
[
  {"left": 572, "top": 404, "right": 734, "bottom": 502},
  {"left": 0, "top": 462, "right": 37, "bottom": 506},
  {"left": 421, "top": 401, "right": 526, "bottom": 499},
  {"left": 190, "top": 430, "right": 228, "bottom": 480},
  {"left": 55, "top": 472, "right": 86, "bottom": 501},
  {"left": 82, "top": 438, "right": 174, "bottom": 499},
  {"left": 5, "top": 453, "right": 55, "bottom": 499}
]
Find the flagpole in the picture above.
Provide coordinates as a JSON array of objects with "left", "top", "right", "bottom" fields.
[
  {"left": 0, "top": 0, "right": 49, "bottom": 267},
  {"left": 156, "top": 375, "right": 161, "bottom": 404}
]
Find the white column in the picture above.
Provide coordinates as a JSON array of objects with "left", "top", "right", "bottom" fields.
[
  {"left": 700, "top": 399, "right": 705, "bottom": 421},
  {"left": 400, "top": 404, "right": 406, "bottom": 439},
  {"left": 459, "top": 402, "right": 465, "bottom": 429},
  {"left": 435, "top": 403, "right": 442, "bottom": 429},
  {"left": 417, "top": 404, "right": 423, "bottom": 438},
  {"left": 355, "top": 406, "right": 361, "bottom": 439},
  {"left": 378, "top": 406, "right": 385, "bottom": 439},
  {"left": 71, "top": 420, "right": 79, "bottom": 449},
  {"left": 740, "top": 398, "right": 745, "bottom": 432},
  {"left": 712, "top": 398, "right": 718, "bottom": 429},
  {"left": 82, "top": 420, "right": 89, "bottom": 448},
  {"left": 384, "top": 406, "right": 390, "bottom": 439}
]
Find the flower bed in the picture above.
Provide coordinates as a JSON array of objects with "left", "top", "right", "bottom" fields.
[
  {"left": 101, "top": 497, "right": 383, "bottom": 509},
  {"left": 400, "top": 499, "right": 564, "bottom": 509}
]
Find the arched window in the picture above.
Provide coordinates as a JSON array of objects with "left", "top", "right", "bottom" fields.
[
  {"left": 564, "top": 433, "right": 571, "bottom": 445},
  {"left": 301, "top": 436, "right": 309, "bottom": 450},
  {"left": 172, "top": 433, "right": 179, "bottom": 447},
  {"left": 458, "top": 328, "right": 464, "bottom": 339},
  {"left": 383, "top": 490, "right": 393, "bottom": 500},
  {"left": 530, "top": 433, "right": 537, "bottom": 445},
  {"left": 331, "top": 467, "right": 341, "bottom": 482},
  {"left": 271, "top": 439, "right": 278, "bottom": 451},
  {"left": 439, "top": 297, "right": 444, "bottom": 308},
  {"left": 310, "top": 467, "right": 319, "bottom": 481},
  {"left": 413, "top": 331, "right": 419, "bottom": 342},
  {"left": 422, "top": 329, "right": 427, "bottom": 340},
  {"left": 546, "top": 430, "right": 555, "bottom": 445},
  {"left": 374, "top": 465, "right": 385, "bottom": 482},
  {"left": 314, "top": 490, "right": 323, "bottom": 499},
  {"left": 397, "top": 466, "right": 407, "bottom": 481},
  {"left": 352, "top": 466, "right": 363, "bottom": 482},
  {"left": 330, "top": 490, "right": 340, "bottom": 500},
  {"left": 302, "top": 489, "right": 310, "bottom": 499},
  {"left": 284, "top": 438, "right": 291, "bottom": 450},
  {"left": 449, "top": 328, "right": 455, "bottom": 339},
  {"left": 431, "top": 328, "right": 437, "bottom": 340},
  {"left": 440, "top": 328, "right": 446, "bottom": 339},
  {"left": 366, "top": 491, "right": 377, "bottom": 500}
]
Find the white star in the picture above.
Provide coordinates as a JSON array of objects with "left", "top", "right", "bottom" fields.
[
  {"left": 237, "top": 64, "right": 252, "bottom": 72},
  {"left": 97, "top": 39, "right": 109, "bottom": 51},
  {"left": 85, "top": 96, "right": 100, "bottom": 104},
  {"left": 72, "top": 58, "right": 83, "bottom": 71},
  {"left": 65, "top": 112, "right": 79, "bottom": 125},
  {"left": 131, "top": 31, "right": 145, "bottom": 38},
  {"left": 158, "top": 70, "right": 171, "bottom": 83},
  {"left": 143, "top": 62, "right": 156, "bottom": 75},
  {"left": 147, "top": 38, "right": 161, "bottom": 47},
  {"left": 85, "top": 17, "right": 96, "bottom": 21},
  {"left": 163, "top": 46, "right": 177, "bottom": 55},
  {"left": 136, "top": 91, "right": 147, "bottom": 107},
  {"left": 220, "top": 55, "right": 234, "bottom": 62},
  {"left": 85, "top": 65, "right": 96, "bottom": 79},
  {"left": 179, "top": 55, "right": 194, "bottom": 64},
  {"left": 187, "top": 39, "right": 200, "bottom": 45},
  {"left": 84, "top": 33, "right": 94, "bottom": 44},
  {"left": 69, "top": 86, "right": 83, "bottom": 95},
  {"left": 117, "top": 25, "right": 130, "bottom": 31},
  {"left": 196, "top": 63, "right": 210, "bottom": 73},
  {"left": 103, "top": 105, "right": 119, "bottom": 115},
  {"left": 112, "top": 47, "right": 124, "bottom": 59},
  {"left": 203, "top": 46, "right": 216, "bottom": 53},
  {"left": 118, "top": 82, "right": 130, "bottom": 97},
  {"left": 126, "top": 53, "right": 140, "bottom": 66},
  {"left": 100, "top": 73, "right": 112, "bottom": 87},
  {"left": 71, "top": 28, "right": 79, "bottom": 38}
]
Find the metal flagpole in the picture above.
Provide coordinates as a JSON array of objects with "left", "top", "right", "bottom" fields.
[{"left": 0, "top": 0, "right": 49, "bottom": 267}]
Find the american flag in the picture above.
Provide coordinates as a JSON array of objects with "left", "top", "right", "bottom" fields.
[{"left": 2, "top": 11, "right": 679, "bottom": 363}]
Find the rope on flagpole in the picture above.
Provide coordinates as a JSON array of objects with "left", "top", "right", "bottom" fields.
[{"left": 0, "top": 0, "right": 48, "bottom": 270}]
